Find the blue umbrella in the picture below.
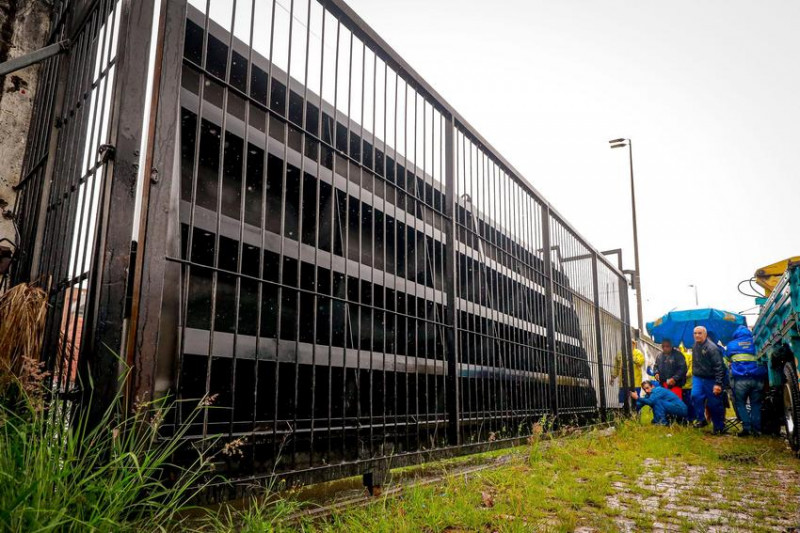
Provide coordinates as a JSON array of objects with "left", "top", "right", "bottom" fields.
[{"left": 646, "top": 308, "right": 746, "bottom": 348}]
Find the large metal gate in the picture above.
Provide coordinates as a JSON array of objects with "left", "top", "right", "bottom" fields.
[{"left": 15, "top": 0, "right": 634, "bottom": 489}]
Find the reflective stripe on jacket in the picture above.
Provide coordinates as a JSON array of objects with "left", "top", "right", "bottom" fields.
[{"left": 724, "top": 325, "right": 766, "bottom": 379}]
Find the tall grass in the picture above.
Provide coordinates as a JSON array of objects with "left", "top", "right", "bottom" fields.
[
  {"left": 0, "top": 377, "right": 218, "bottom": 532},
  {"left": 0, "top": 280, "right": 216, "bottom": 531}
]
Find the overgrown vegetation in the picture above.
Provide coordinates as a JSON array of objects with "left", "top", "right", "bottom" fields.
[
  {"left": 0, "top": 283, "right": 213, "bottom": 532},
  {"left": 0, "top": 282, "right": 48, "bottom": 409},
  {"left": 0, "top": 391, "right": 213, "bottom": 532},
  {"left": 198, "top": 416, "right": 800, "bottom": 532}
]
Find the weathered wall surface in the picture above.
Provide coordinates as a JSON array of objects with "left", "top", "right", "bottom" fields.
[{"left": 0, "top": 0, "right": 50, "bottom": 256}]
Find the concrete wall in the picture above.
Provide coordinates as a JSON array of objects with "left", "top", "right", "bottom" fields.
[{"left": 0, "top": 0, "right": 50, "bottom": 255}]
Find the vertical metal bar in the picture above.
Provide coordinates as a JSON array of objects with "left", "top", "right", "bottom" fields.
[
  {"left": 298, "top": 0, "right": 315, "bottom": 468},
  {"left": 202, "top": 0, "right": 236, "bottom": 441},
  {"left": 513, "top": 183, "right": 526, "bottom": 427},
  {"left": 243, "top": 0, "right": 262, "bottom": 469},
  {"left": 368, "top": 47, "right": 377, "bottom": 457},
  {"left": 416, "top": 98, "right": 424, "bottom": 444},
  {"left": 281, "top": 0, "right": 296, "bottom": 469},
  {"left": 309, "top": 0, "right": 325, "bottom": 471},
  {"left": 615, "top": 252, "right": 633, "bottom": 414},
  {"left": 541, "top": 205, "right": 558, "bottom": 421},
  {"left": 331, "top": 16, "right": 344, "bottom": 463},
  {"left": 320, "top": 10, "right": 340, "bottom": 462},
  {"left": 400, "top": 78, "right": 409, "bottom": 453},
  {"left": 132, "top": 0, "right": 183, "bottom": 413},
  {"left": 342, "top": 24, "right": 352, "bottom": 463},
  {"left": 483, "top": 149, "right": 495, "bottom": 436},
  {"left": 173, "top": 0, "right": 205, "bottom": 433},
  {"left": 591, "top": 252, "right": 607, "bottom": 419},
  {"left": 502, "top": 164, "right": 513, "bottom": 428},
  {"left": 526, "top": 189, "right": 537, "bottom": 420},
  {"left": 92, "top": 0, "right": 160, "bottom": 420},
  {"left": 411, "top": 90, "right": 420, "bottom": 449},
  {"left": 470, "top": 134, "right": 481, "bottom": 441},
  {"left": 380, "top": 57, "right": 388, "bottom": 447},
  {"left": 355, "top": 38, "right": 364, "bottom": 461},
  {"left": 390, "top": 68, "right": 399, "bottom": 452},
  {"left": 434, "top": 110, "right": 444, "bottom": 440},
  {"left": 483, "top": 152, "right": 493, "bottom": 430},
  {"left": 459, "top": 130, "right": 472, "bottom": 442},
  {"left": 523, "top": 190, "right": 535, "bottom": 418},
  {"left": 443, "top": 113, "right": 458, "bottom": 446},
  {"left": 229, "top": 0, "right": 249, "bottom": 441},
  {"left": 264, "top": 0, "right": 280, "bottom": 469},
  {"left": 469, "top": 139, "right": 480, "bottom": 438},
  {"left": 290, "top": 0, "right": 308, "bottom": 469},
  {"left": 325, "top": 17, "right": 340, "bottom": 463}
]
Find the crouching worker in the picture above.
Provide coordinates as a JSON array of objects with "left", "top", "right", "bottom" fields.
[{"left": 631, "top": 381, "right": 688, "bottom": 425}]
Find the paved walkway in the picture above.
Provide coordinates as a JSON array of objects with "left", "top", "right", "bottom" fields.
[{"left": 601, "top": 457, "right": 800, "bottom": 532}]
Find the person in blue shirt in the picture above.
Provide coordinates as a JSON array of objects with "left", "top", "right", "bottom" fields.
[
  {"left": 725, "top": 325, "right": 767, "bottom": 436},
  {"left": 631, "top": 380, "right": 688, "bottom": 425}
]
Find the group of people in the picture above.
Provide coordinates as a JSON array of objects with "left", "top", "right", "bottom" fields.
[{"left": 628, "top": 325, "right": 766, "bottom": 436}]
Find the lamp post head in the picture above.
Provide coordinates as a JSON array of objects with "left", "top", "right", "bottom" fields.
[{"left": 609, "top": 138, "right": 630, "bottom": 149}]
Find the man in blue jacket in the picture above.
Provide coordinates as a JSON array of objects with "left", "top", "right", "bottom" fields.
[
  {"left": 691, "top": 326, "right": 727, "bottom": 434},
  {"left": 725, "top": 325, "right": 767, "bottom": 436},
  {"left": 631, "top": 381, "right": 688, "bottom": 425}
]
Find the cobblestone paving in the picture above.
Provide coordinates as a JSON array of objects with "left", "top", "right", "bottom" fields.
[{"left": 603, "top": 458, "right": 800, "bottom": 532}]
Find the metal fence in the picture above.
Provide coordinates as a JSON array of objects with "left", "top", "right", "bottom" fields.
[
  {"left": 13, "top": 0, "right": 126, "bottom": 407},
  {"left": 15, "top": 0, "right": 634, "bottom": 490}
]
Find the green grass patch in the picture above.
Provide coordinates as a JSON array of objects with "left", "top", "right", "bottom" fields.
[{"left": 202, "top": 417, "right": 800, "bottom": 532}]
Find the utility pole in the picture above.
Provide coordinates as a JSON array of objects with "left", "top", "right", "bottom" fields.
[{"left": 609, "top": 138, "right": 644, "bottom": 335}]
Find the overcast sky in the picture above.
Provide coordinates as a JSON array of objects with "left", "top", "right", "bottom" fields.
[{"left": 343, "top": 0, "right": 800, "bottom": 328}]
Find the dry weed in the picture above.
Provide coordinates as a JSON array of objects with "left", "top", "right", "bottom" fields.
[{"left": 0, "top": 281, "right": 49, "bottom": 403}]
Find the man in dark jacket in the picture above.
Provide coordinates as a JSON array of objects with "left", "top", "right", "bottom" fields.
[
  {"left": 691, "top": 326, "right": 726, "bottom": 434},
  {"left": 631, "top": 381, "right": 688, "bottom": 425},
  {"left": 725, "top": 325, "right": 767, "bottom": 436},
  {"left": 653, "top": 339, "right": 688, "bottom": 399}
]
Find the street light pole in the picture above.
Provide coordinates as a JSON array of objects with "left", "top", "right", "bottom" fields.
[
  {"left": 689, "top": 284, "right": 699, "bottom": 306},
  {"left": 610, "top": 138, "right": 644, "bottom": 335}
]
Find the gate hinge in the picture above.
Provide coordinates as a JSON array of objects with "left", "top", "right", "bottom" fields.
[{"left": 98, "top": 144, "right": 116, "bottom": 163}]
